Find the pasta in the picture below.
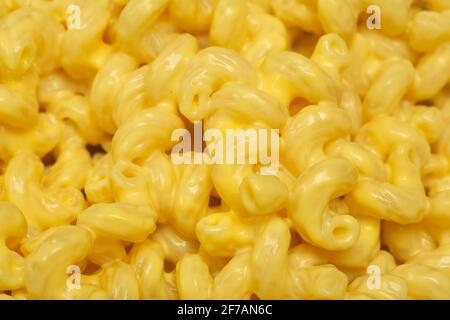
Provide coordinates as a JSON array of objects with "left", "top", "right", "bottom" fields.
[{"left": 0, "top": 0, "right": 449, "bottom": 300}]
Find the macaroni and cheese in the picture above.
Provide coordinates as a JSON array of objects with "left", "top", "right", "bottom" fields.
[{"left": 0, "top": 0, "right": 449, "bottom": 300}]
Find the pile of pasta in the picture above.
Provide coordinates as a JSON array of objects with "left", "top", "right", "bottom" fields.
[{"left": 0, "top": 0, "right": 450, "bottom": 300}]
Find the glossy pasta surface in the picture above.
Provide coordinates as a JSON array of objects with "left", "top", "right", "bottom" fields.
[{"left": 0, "top": 0, "right": 450, "bottom": 300}]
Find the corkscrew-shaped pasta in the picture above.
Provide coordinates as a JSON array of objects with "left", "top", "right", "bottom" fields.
[
  {"left": 348, "top": 115, "right": 430, "bottom": 223},
  {"left": 252, "top": 217, "right": 349, "bottom": 299},
  {"left": 0, "top": 0, "right": 450, "bottom": 301},
  {"left": 0, "top": 7, "right": 62, "bottom": 133},
  {"left": 283, "top": 104, "right": 351, "bottom": 175},
  {"left": 185, "top": 216, "right": 349, "bottom": 299},
  {"left": 89, "top": 52, "right": 141, "bottom": 134},
  {"left": 39, "top": 71, "right": 106, "bottom": 145},
  {"left": 209, "top": 0, "right": 288, "bottom": 67},
  {"left": 60, "top": 0, "right": 112, "bottom": 80},
  {"left": 205, "top": 83, "right": 289, "bottom": 215},
  {"left": 129, "top": 240, "right": 179, "bottom": 299},
  {"left": 0, "top": 203, "right": 26, "bottom": 291},
  {"left": 41, "top": 125, "right": 91, "bottom": 191},
  {"left": 288, "top": 158, "right": 360, "bottom": 250},
  {"left": 169, "top": 0, "right": 216, "bottom": 34},
  {"left": 260, "top": 50, "right": 339, "bottom": 107},
  {"left": 23, "top": 225, "right": 97, "bottom": 299},
  {"left": 111, "top": 106, "right": 184, "bottom": 163},
  {"left": 145, "top": 34, "right": 198, "bottom": 106},
  {"left": 5, "top": 151, "right": 85, "bottom": 233},
  {"left": 0, "top": 113, "right": 62, "bottom": 162},
  {"left": 179, "top": 47, "right": 258, "bottom": 121},
  {"left": 117, "top": 0, "right": 174, "bottom": 63}
]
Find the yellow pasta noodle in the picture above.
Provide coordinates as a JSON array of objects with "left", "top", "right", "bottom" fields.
[{"left": 0, "top": 0, "right": 449, "bottom": 301}]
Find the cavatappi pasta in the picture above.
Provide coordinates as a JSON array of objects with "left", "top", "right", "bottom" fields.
[{"left": 0, "top": 0, "right": 449, "bottom": 300}]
